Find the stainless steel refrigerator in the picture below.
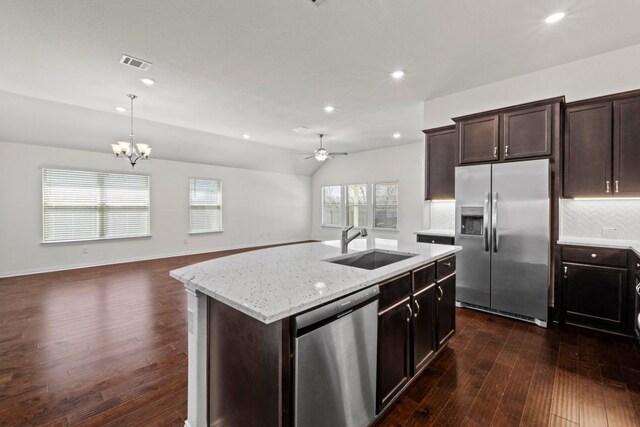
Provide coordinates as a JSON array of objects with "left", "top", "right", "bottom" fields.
[{"left": 455, "top": 159, "right": 550, "bottom": 326}]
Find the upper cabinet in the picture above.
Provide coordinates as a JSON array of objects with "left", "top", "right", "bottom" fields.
[
  {"left": 457, "top": 115, "right": 499, "bottom": 164},
  {"left": 613, "top": 96, "right": 640, "bottom": 196},
  {"left": 454, "top": 98, "right": 562, "bottom": 165},
  {"left": 564, "top": 92, "right": 640, "bottom": 198},
  {"left": 424, "top": 125, "right": 456, "bottom": 200},
  {"left": 563, "top": 102, "right": 612, "bottom": 198}
]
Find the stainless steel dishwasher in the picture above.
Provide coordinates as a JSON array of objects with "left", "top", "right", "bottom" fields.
[{"left": 293, "top": 285, "right": 379, "bottom": 427}]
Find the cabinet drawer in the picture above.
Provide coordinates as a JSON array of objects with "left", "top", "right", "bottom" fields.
[
  {"left": 437, "top": 255, "right": 456, "bottom": 280},
  {"left": 412, "top": 263, "right": 436, "bottom": 293},
  {"left": 417, "top": 235, "right": 455, "bottom": 245},
  {"left": 378, "top": 273, "right": 412, "bottom": 312},
  {"left": 562, "top": 246, "right": 627, "bottom": 267}
]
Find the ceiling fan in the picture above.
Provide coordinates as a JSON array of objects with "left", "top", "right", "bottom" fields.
[{"left": 301, "top": 134, "right": 348, "bottom": 162}]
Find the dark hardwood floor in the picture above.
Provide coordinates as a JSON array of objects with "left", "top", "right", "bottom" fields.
[{"left": 1, "top": 247, "right": 640, "bottom": 426}]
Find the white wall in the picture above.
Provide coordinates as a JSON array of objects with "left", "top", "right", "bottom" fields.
[
  {"left": 561, "top": 199, "right": 640, "bottom": 241},
  {"left": 311, "top": 143, "right": 423, "bottom": 242},
  {"left": 0, "top": 142, "right": 311, "bottom": 277},
  {"left": 424, "top": 42, "right": 640, "bottom": 129}
]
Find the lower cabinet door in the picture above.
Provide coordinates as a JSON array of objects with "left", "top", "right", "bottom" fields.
[
  {"left": 377, "top": 298, "right": 411, "bottom": 412},
  {"left": 563, "top": 262, "right": 627, "bottom": 330},
  {"left": 411, "top": 285, "right": 437, "bottom": 375},
  {"left": 437, "top": 274, "right": 456, "bottom": 346}
]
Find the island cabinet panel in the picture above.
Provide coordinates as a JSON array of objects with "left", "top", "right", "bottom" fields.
[
  {"left": 411, "top": 284, "right": 437, "bottom": 374},
  {"left": 436, "top": 273, "right": 456, "bottom": 346},
  {"left": 457, "top": 114, "right": 500, "bottom": 164},
  {"left": 208, "top": 299, "right": 288, "bottom": 427},
  {"left": 613, "top": 96, "right": 640, "bottom": 196},
  {"left": 376, "top": 296, "right": 411, "bottom": 412},
  {"left": 425, "top": 126, "right": 457, "bottom": 200},
  {"left": 501, "top": 104, "right": 552, "bottom": 160},
  {"left": 563, "top": 102, "right": 612, "bottom": 198}
]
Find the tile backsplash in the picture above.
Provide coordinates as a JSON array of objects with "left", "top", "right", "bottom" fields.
[
  {"left": 561, "top": 199, "right": 640, "bottom": 240},
  {"left": 429, "top": 200, "right": 455, "bottom": 230}
]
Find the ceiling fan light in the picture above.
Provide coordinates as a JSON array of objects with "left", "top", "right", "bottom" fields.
[
  {"left": 136, "top": 143, "right": 149, "bottom": 153},
  {"left": 117, "top": 141, "right": 131, "bottom": 151},
  {"left": 314, "top": 148, "right": 329, "bottom": 162},
  {"left": 111, "top": 143, "right": 122, "bottom": 155},
  {"left": 143, "top": 147, "right": 152, "bottom": 158}
]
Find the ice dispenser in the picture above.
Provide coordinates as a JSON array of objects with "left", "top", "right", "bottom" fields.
[{"left": 460, "top": 206, "right": 484, "bottom": 236}]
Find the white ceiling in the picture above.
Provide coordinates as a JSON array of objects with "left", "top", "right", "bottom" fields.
[{"left": 2, "top": 0, "right": 640, "bottom": 157}]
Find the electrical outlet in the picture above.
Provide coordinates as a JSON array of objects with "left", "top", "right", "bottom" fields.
[{"left": 183, "top": 239, "right": 188, "bottom": 245}]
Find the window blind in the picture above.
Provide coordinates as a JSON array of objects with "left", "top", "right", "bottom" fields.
[
  {"left": 373, "top": 182, "right": 399, "bottom": 229},
  {"left": 189, "top": 179, "right": 222, "bottom": 233},
  {"left": 321, "top": 185, "right": 342, "bottom": 226},
  {"left": 347, "top": 183, "right": 368, "bottom": 227},
  {"left": 42, "top": 168, "right": 150, "bottom": 243}
]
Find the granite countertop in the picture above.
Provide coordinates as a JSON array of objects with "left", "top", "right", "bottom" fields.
[
  {"left": 558, "top": 236, "right": 640, "bottom": 257},
  {"left": 170, "top": 239, "right": 462, "bottom": 324},
  {"left": 414, "top": 229, "right": 455, "bottom": 237}
]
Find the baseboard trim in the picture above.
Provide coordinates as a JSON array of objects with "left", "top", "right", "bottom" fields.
[{"left": 0, "top": 239, "right": 312, "bottom": 278}]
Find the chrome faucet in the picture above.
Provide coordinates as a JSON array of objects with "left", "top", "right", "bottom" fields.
[{"left": 341, "top": 225, "right": 368, "bottom": 254}]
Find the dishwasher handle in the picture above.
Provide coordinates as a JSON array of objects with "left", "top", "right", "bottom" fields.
[{"left": 294, "top": 286, "right": 380, "bottom": 333}]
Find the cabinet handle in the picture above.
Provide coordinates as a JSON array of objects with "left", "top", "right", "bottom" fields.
[
  {"left": 606, "top": 180, "right": 611, "bottom": 193},
  {"left": 505, "top": 145, "right": 509, "bottom": 157},
  {"left": 615, "top": 180, "right": 620, "bottom": 193},
  {"left": 437, "top": 286, "right": 443, "bottom": 301},
  {"left": 563, "top": 266, "right": 568, "bottom": 279},
  {"left": 493, "top": 146, "right": 498, "bottom": 158},
  {"left": 405, "top": 304, "right": 413, "bottom": 323},
  {"left": 443, "top": 262, "right": 452, "bottom": 267},
  {"left": 413, "top": 300, "right": 420, "bottom": 318},
  {"left": 591, "top": 253, "right": 597, "bottom": 258}
]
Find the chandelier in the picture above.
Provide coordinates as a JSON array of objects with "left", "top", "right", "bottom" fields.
[{"left": 111, "top": 94, "right": 151, "bottom": 168}]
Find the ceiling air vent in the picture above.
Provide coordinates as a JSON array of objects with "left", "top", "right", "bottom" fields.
[
  {"left": 307, "top": 0, "right": 328, "bottom": 6},
  {"left": 120, "top": 54, "right": 152, "bottom": 71}
]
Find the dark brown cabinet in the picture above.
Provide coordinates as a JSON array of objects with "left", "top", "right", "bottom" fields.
[
  {"left": 454, "top": 98, "right": 561, "bottom": 166},
  {"left": 560, "top": 245, "right": 632, "bottom": 334},
  {"left": 613, "top": 96, "right": 640, "bottom": 196},
  {"left": 564, "top": 93, "right": 640, "bottom": 198},
  {"left": 376, "top": 258, "right": 456, "bottom": 412},
  {"left": 457, "top": 114, "right": 499, "bottom": 164},
  {"left": 563, "top": 102, "right": 612, "bottom": 198},
  {"left": 436, "top": 273, "right": 456, "bottom": 346},
  {"left": 562, "top": 262, "right": 627, "bottom": 330},
  {"left": 424, "top": 125, "right": 457, "bottom": 200},
  {"left": 376, "top": 295, "right": 411, "bottom": 411},
  {"left": 416, "top": 234, "right": 455, "bottom": 245},
  {"left": 502, "top": 104, "right": 553, "bottom": 160}
]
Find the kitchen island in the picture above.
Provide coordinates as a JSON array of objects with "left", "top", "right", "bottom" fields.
[{"left": 171, "top": 238, "right": 461, "bottom": 427}]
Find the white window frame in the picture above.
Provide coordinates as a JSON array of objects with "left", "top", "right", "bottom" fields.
[
  {"left": 321, "top": 185, "right": 344, "bottom": 228},
  {"left": 41, "top": 167, "right": 151, "bottom": 244},
  {"left": 189, "top": 178, "right": 223, "bottom": 234},
  {"left": 372, "top": 181, "right": 399, "bottom": 231},
  {"left": 345, "top": 183, "right": 369, "bottom": 228}
]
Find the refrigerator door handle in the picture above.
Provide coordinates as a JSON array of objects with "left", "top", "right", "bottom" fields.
[
  {"left": 492, "top": 192, "right": 499, "bottom": 253},
  {"left": 483, "top": 192, "right": 490, "bottom": 252}
]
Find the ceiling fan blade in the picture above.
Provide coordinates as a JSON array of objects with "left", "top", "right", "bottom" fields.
[
  {"left": 304, "top": 155, "right": 315, "bottom": 160},
  {"left": 329, "top": 152, "right": 348, "bottom": 156}
]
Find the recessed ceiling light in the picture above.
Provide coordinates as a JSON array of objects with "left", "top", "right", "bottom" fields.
[
  {"left": 139, "top": 77, "right": 156, "bottom": 86},
  {"left": 391, "top": 70, "right": 405, "bottom": 79},
  {"left": 115, "top": 106, "right": 126, "bottom": 113},
  {"left": 544, "top": 12, "right": 565, "bottom": 24},
  {"left": 324, "top": 105, "right": 335, "bottom": 113},
  {"left": 393, "top": 132, "right": 401, "bottom": 139},
  {"left": 243, "top": 134, "right": 250, "bottom": 139}
]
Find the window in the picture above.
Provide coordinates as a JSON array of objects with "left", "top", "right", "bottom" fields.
[
  {"left": 321, "top": 185, "right": 342, "bottom": 226},
  {"left": 189, "top": 179, "right": 222, "bottom": 233},
  {"left": 347, "top": 184, "right": 368, "bottom": 227},
  {"left": 42, "top": 168, "right": 150, "bottom": 243},
  {"left": 373, "top": 182, "right": 399, "bottom": 230}
]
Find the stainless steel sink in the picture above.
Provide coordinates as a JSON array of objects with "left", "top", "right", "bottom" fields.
[{"left": 326, "top": 250, "right": 418, "bottom": 270}]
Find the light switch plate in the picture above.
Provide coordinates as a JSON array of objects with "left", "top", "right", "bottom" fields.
[{"left": 601, "top": 227, "right": 618, "bottom": 239}]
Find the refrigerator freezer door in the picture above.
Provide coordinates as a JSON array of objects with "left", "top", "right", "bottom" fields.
[
  {"left": 455, "top": 164, "right": 492, "bottom": 308},
  {"left": 490, "top": 159, "right": 550, "bottom": 321}
]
